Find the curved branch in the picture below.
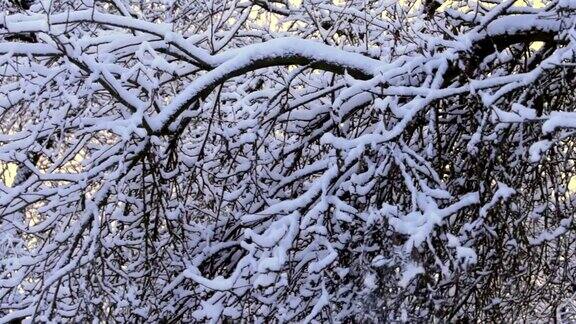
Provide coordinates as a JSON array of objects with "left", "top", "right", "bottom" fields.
[{"left": 149, "top": 37, "right": 382, "bottom": 132}]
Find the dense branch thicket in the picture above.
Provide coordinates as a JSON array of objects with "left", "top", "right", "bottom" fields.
[{"left": 1, "top": 0, "right": 576, "bottom": 322}]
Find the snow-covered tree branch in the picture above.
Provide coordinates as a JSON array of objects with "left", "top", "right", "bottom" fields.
[{"left": 1, "top": 0, "right": 576, "bottom": 322}]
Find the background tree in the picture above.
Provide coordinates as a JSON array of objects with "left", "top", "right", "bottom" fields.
[{"left": 1, "top": 0, "right": 576, "bottom": 322}]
